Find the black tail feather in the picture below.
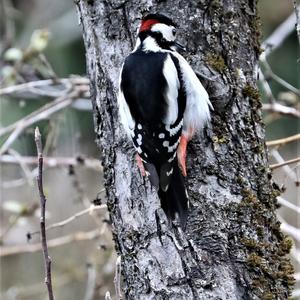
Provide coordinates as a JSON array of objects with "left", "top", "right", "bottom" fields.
[
  {"left": 144, "top": 162, "right": 159, "bottom": 189},
  {"left": 144, "top": 160, "right": 189, "bottom": 229},
  {"left": 158, "top": 163, "right": 188, "bottom": 229}
]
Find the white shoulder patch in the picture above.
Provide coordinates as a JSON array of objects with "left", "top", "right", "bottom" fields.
[
  {"left": 162, "top": 55, "right": 180, "bottom": 125},
  {"left": 171, "top": 52, "right": 213, "bottom": 136},
  {"left": 118, "top": 66, "right": 135, "bottom": 137}
]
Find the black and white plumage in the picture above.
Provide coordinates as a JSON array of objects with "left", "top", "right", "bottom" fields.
[{"left": 118, "top": 13, "right": 212, "bottom": 227}]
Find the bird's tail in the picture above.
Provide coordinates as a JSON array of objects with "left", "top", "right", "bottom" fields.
[{"left": 158, "top": 162, "right": 189, "bottom": 229}]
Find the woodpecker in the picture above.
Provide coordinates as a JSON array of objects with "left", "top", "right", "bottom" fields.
[{"left": 118, "top": 13, "right": 212, "bottom": 227}]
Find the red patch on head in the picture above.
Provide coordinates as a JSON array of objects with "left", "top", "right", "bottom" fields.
[{"left": 139, "top": 19, "right": 159, "bottom": 32}]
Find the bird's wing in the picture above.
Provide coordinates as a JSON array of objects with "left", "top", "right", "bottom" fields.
[
  {"left": 118, "top": 64, "right": 135, "bottom": 137},
  {"left": 161, "top": 54, "right": 180, "bottom": 125},
  {"left": 171, "top": 52, "right": 213, "bottom": 137}
]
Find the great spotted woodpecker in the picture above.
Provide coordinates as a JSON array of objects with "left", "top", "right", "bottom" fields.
[{"left": 118, "top": 13, "right": 212, "bottom": 226}]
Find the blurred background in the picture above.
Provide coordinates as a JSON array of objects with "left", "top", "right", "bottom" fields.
[{"left": 0, "top": 0, "right": 299, "bottom": 299}]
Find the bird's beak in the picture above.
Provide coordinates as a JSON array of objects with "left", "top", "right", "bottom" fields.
[{"left": 173, "top": 41, "right": 186, "bottom": 51}]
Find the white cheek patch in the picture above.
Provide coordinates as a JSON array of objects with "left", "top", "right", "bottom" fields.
[{"left": 151, "top": 23, "right": 175, "bottom": 42}]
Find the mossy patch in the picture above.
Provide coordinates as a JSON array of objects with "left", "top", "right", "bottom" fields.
[
  {"left": 206, "top": 53, "right": 226, "bottom": 72},
  {"left": 247, "top": 253, "right": 263, "bottom": 267},
  {"left": 249, "top": 16, "right": 263, "bottom": 55}
]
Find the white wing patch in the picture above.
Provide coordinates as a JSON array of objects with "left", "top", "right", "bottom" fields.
[
  {"left": 171, "top": 52, "right": 213, "bottom": 136},
  {"left": 118, "top": 67, "right": 135, "bottom": 137},
  {"left": 162, "top": 55, "right": 180, "bottom": 125}
]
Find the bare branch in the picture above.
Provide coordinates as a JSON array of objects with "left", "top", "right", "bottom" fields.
[
  {"left": 0, "top": 154, "right": 103, "bottom": 171},
  {"left": 270, "top": 156, "right": 300, "bottom": 170},
  {"left": 267, "top": 133, "right": 300, "bottom": 147},
  {"left": 0, "top": 228, "right": 103, "bottom": 257},
  {"left": 262, "top": 7, "right": 299, "bottom": 56},
  {"left": 0, "top": 91, "right": 79, "bottom": 155},
  {"left": 271, "top": 149, "right": 298, "bottom": 183},
  {"left": 277, "top": 197, "right": 300, "bottom": 214},
  {"left": 278, "top": 215, "right": 300, "bottom": 242},
  {"left": 34, "top": 127, "right": 54, "bottom": 300},
  {"left": 262, "top": 103, "right": 300, "bottom": 118}
]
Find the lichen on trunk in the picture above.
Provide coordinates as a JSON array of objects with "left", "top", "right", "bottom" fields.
[{"left": 76, "top": 0, "right": 294, "bottom": 299}]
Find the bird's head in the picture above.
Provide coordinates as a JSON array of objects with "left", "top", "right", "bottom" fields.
[{"left": 138, "top": 13, "right": 185, "bottom": 51}]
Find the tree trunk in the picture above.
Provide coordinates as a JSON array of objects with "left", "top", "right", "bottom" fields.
[{"left": 76, "top": 0, "right": 294, "bottom": 299}]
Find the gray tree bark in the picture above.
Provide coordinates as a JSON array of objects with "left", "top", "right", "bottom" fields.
[{"left": 76, "top": 0, "right": 294, "bottom": 299}]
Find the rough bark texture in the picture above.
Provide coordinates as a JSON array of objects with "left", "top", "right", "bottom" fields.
[{"left": 76, "top": 0, "right": 294, "bottom": 299}]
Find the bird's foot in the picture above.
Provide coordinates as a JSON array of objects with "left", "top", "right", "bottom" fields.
[
  {"left": 135, "top": 154, "right": 146, "bottom": 176},
  {"left": 177, "top": 135, "right": 188, "bottom": 177}
]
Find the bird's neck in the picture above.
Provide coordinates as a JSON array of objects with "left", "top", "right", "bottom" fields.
[{"left": 134, "top": 36, "right": 162, "bottom": 52}]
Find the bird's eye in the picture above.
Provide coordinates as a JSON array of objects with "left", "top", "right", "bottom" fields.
[{"left": 172, "top": 28, "right": 176, "bottom": 36}]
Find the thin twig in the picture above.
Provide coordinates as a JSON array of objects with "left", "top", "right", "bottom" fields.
[
  {"left": 28, "top": 203, "right": 106, "bottom": 236},
  {"left": 260, "top": 54, "right": 300, "bottom": 96},
  {"left": 114, "top": 256, "right": 122, "bottom": 300},
  {"left": 258, "top": 69, "right": 276, "bottom": 104},
  {"left": 0, "top": 77, "right": 89, "bottom": 96},
  {"left": 35, "top": 127, "right": 54, "bottom": 300},
  {"left": 271, "top": 149, "right": 298, "bottom": 182},
  {"left": 270, "top": 156, "right": 300, "bottom": 170},
  {"left": 0, "top": 228, "right": 103, "bottom": 257},
  {"left": 0, "top": 91, "right": 79, "bottom": 155},
  {"left": 267, "top": 133, "right": 300, "bottom": 147}
]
